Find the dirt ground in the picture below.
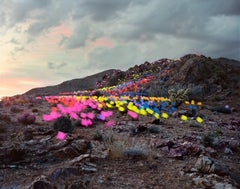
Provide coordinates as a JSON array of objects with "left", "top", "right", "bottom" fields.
[{"left": 0, "top": 94, "right": 240, "bottom": 189}]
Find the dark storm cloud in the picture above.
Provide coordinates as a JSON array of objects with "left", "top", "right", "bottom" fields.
[
  {"left": 117, "top": 0, "right": 240, "bottom": 41},
  {"left": 72, "top": 0, "right": 134, "bottom": 21},
  {"left": 9, "top": 0, "right": 50, "bottom": 24},
  {"left": 1, "top": 0, "right": 239, "bottom": 61}
]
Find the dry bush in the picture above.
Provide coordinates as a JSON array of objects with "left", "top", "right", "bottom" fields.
[{"left": 104, "top": 137, "right": 155, "bottom": 161}]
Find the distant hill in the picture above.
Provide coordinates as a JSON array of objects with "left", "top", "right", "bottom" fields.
[{"left": 24, "top": 69, "right": 117, "bottom": 96}]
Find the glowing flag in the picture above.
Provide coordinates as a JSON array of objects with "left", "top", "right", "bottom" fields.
[
  {"left": 161, "top": 112, "right": 169, "bottom": 119},
  {"left": 181, "top": 115, "right": 188, "bottom": 121},
  {"left": 154, "top": 113, "right": 159, "bottom": 119},
  {"left": 105, "top": 120, "right": 115, "bottom": 127},
  {"left": 146, "top": 108, "right": 154, "bottom": 114},
  {"left": 57, "top": 131, "right": 67, "bottom": 140},
  {"left": 196, "top": 117, "right": 203, "bottom": 123},
  {"left": 139, "top": 109, "right": 147, "bottom": 115},
  {"left": 80, "top": 112, "right": 87, "bottom": 118},
  {"left": 70, "top": 112, "right": 78, "bottom": 119},
  {"left": 87, "top": 112, "right": 95, "bottom": 119},
  {"left": 128, "top": 110, "right": 138, "bottom": 119},
  {"left": 118, "top": 106, "right": 125, "bottom": 112}
]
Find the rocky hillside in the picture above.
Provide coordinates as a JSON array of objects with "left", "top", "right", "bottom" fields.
[
  {"left": 24, "top": 54, "right": 240, "bottom": 100},
  {"left": 24, "top": 69, "right": 117, "bottom": 96}
]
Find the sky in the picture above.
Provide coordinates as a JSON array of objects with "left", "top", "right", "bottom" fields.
[{"left": 0, "top": 0, "right": 240, "bottom": 98}]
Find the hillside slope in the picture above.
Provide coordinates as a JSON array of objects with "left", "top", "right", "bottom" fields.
[{"left": 24, "top": 69, "right": 117, "bottom": 96}]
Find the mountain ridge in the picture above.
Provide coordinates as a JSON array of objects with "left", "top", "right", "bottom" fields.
[{"left": 24, "top": 54, "right": 240, "bottom": 100}]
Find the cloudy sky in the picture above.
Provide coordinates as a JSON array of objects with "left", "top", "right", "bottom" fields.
[{"left": 0, "top": 0, "right": 239, "bottom": 98}]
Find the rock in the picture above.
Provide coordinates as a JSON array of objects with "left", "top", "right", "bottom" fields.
[
  {"left": 189, "top": 121, "right": 201, "bottom": 128},
  {"left": 192, "top": 176, "right": 211, "bottom": 187},
  {"left": 47, "top": 139, "right": 71, "bottom": 151},
  {"left": 89, "top": 140, "right": 109, "bottom": 159},
  {"left": 32, "top": 180, "right": 54, "bottom": 189},
  {"left": 168, "top": 148, "right": 186, "bottom": 160},
  {"left": 156, "top": 139, "right": 175, "bottom": 149},
  {"left": 48, "top": 167, "right": 80, "bottom": 181},
  {"left": 204, "top": 147, "right": 217, "bottom": 157},
  {"left": 224, "top": 147, "right": 233, "bottom": 154},
  {"left": 52, "top": 139, "right": 90, "bottom": 160},
  {"left": 228, "top": 140, "right": 240, "bottom": 151},
  {"left": 0, "top": 144, "right": 27, "bottom": 163},
  {"left": 194, "top": 155, "right": 229, "bottom": 176},
  {"left": 210, "top": 106, "right": 231, "bottom": 114},
  {"left": 27, "top": 175, "right": 55, "bottom": 189},
  {"left": 70, "top": 139, "right": 89, "bottom": 154},
  {"left": 214, "top": 183, "right": 234, "bottom": 189},
  {"left": 23, "top": 126, "right": 34, "bottom": 141},
  {"left": 79, "top": 162, "right": 97, "bottom": 172},
  {"left": 68, "top": 154, "right": 91, "bottom": 165},
  {"left": 53, "top": 146, "right": 79, "bottom": 159},
  {"left": 190, "top": 85, "right": 207, "bottom": 97}
]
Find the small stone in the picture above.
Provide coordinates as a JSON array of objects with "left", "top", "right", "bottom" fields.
[
  {"left": 68, "top": 154, "right": 90, "bottom": 165},
  {"left": 33, "top": 180, "right": 54, "bottom": 189},
  {"left": 189, "top": 121, "right": 201, "bottom": 128},
  {"left": 214, "top": 182, "right": 234, "bottom": 189},
  {"left": 53, "top": 146, "right": 79, "bottom": 159},
  {"left": 224, "top": 147, "right": 233, "bottom": 154},
  {"left": 194, "top": 155, "right": 229, "bottom": 176}
]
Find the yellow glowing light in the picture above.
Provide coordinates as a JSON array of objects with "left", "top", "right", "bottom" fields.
[
  {"left": 181, "top": 115, "right": 188, "bottom": 121},
  {"left": 161, "top": 112, "right": 169, "bottom": 119}
]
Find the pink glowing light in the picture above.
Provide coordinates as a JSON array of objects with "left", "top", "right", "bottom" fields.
[
  {"left": 105, "top": 120, "right": 115, "bottom": 127},
  {"left": 70, "top": 112, "right": 78, "bottom": 119},
  {"left": 57, "top": 131, "right": 67, "bottom": 140},
  {"left": 81, "top": 119, "right": 93, "bottom": 126},
  {"left": 42, "top": 111, "right": 61, "bottom": 121},
  {"left": 101, "top": 111, "right": 113, "bottom": 117},
  {"left": 81, "top": 112, "right": 87, "bottom": 118},
  {"left": 87, "top": 112, "right": 95, "bottom": 119},
  {"left": 128, "top": 110, "right": 138, "bottom": 119}
]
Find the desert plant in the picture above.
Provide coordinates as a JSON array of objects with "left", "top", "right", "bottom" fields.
[
  {"left": 0, "top": 114, "right": 11, "bottom": 122},
  {"left": 147, "top": 125, "right": 161, "bottom": 133},
  {"left": 0, "top": 122, "right": 6, "bottom": 133},
  {"left": 10, "top": 107, "right": 23, "bottom": 113},
  {"left": 123, "top": 146, "right": 147, "bottom": 159},
  {"left": 93, "top": 130, "right": 103, "bottom": 141},
  {"left": 202, "top": 133, "right": 214, "bottom": 147},
  {"left": 17, "top": 113, "right": 36, "bottom": 125},
  {"left": 53, "top": 116, "right": 74, "bottom": 133},
  {"left": 168, "top": 88, "right": 190, "bottom": 107}
]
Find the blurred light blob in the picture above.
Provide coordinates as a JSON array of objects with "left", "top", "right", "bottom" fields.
[{"left": 57, "top": 131, "right": 67, "bottom": 140}]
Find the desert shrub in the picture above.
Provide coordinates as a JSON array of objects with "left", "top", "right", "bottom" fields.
[
  {"left": 202, "top": 133, "right": 214, "bottom": 147},
  {"left": 168, "top": 88, "right": 190, "bottom": 107},
  {"left": 10, "top": 106, "right": 23, "bottom": 113},
  {"left": 0, "top": 122, "right": 6, "bottom": 133},
  {"left": 93, "top": 130, "right": 103, "bottom": 141},
  {"left": 123, "top": 146, "right": 147, "bottom": 159},
  {"left": 107, "top": 141, "right": 125, "bottom": 159},
  {"left": 105, "top": 137, "right": 154, "bottom": 160},
  {"left": 32, "top": 108, "right": 38, "bottom": 113},
  {"left": 147, "top": 125, "right": 161, "bottom": 133},
  {"left": 0, "top": 114, "right": 11, "bottom": 122},
  {"left": 17, "top": 113, "right": 36, "bottom": 125},
  {"left": 53, "top": 116, "right": 74, "bottom": 133}
]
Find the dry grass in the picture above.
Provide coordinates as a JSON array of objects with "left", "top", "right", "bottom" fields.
[{"left": 104, "top": 136, "right": 155, "bottom": 161}]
